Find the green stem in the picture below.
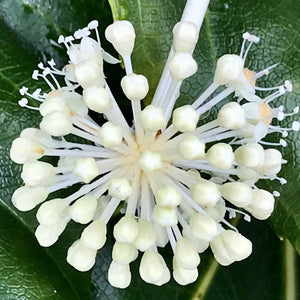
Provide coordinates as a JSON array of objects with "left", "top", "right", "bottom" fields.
[{"left": 284, "top": 239, "right": 296, "bottom": 300}]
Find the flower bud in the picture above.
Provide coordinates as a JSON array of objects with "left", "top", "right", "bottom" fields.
[
  {"left": 98, "top": 122, "right": 123, "bottom": 148},
  {"left": 108, "top": 177, "right": 132, "bottom": 200},
  {"left": 154, "top": 223, "right": 168, "bottom": 247},
  {"left": 217, "top": 102, "right": 246, "bottom": 129},
  {"left": 12, "top": 186, "right": 48, "bottom": 211},
  {"left": 39, "top": 97, "right": 71, "bottom": 117},
  {"left": 234, "top": 143, "right": 265, "bottom": 169},
  {"left": 221, "top": 182, "right": 252, "bottom": 208},
  {"left": 80, "top": 220, "right": 107, "bottom": 249},
  {"left": 154, "top": 185, "right": 181, "bottom": 208},
  {"left": 139, "top": 105, "right": 166, "bottom": 131},
  {"left": 261, "top": 149, "right": 282, "bottom": 175},
  {"left": 113, "top": 216, "right": 139, "bottom": 243},
  {"left": 182, "top": 226, "right": 209, "bottom": 253},
  {"left": 173, "top": 257, "right": 198, "bottom": 285},
  {"left": 190, "top": 180, "right": 221, "bottom": 207},
  {"left": 236, "top": 165, "right": 259, "bottom": 182},
  {"left": 83, "top": 86, "right": 112, "bottom": 114},
  {"left": 69, "top": 195, "right": 98, "bottom": 224},
  {"left": 189, "top": 213, "right": 218, "bottom": 241},
  {"left": 152, "top": 205, "right": 178, "bottom": 226},
  {"left": 173, "top": 21, "right": 198, "bottom": 52},
  {"left": 73, "top": 157, "right": 99, "bottom": 183},
  {"left": 204, "top": 199, "right": 226, "bottom": 222},
  {"left": 172, "top": 105, "right": 199, "bottom": 132},
  {"left": 134, "top": 219, "right": 156, "bottom": 251},
  {"left": 108, "top": 261, "right": 131, "bottom": 289},
  {"left": 174, "top": 238, "right": 200, "bottom": 269},
  {"left": 177, "top": 135, "right": 205, "bottom": 160},
  {"left": 121, "top": 73, "right": 149, "bottom": 101},
  {"left": 40, "top": 111, "right": 73, "bottom": 136},
  {"left": 63, "top": 91, "right": 89, "bottom": 116},
  {"left": 112, "top": 242, "right": 137, "bottom": 264},
  {"left": 206, "top": 143, "right": 234, "bottom": 169},
  {"left": 74, "top": 60, "right": 103, "bottom": 88}
]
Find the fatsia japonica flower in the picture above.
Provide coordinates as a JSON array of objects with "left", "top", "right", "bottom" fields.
[{"left": 9, "top": 0, "right": 299, "bottom": 289}]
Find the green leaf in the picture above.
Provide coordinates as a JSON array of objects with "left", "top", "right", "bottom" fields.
[{"left": 108, "top": 0, "right": 300, "bottom": 254}]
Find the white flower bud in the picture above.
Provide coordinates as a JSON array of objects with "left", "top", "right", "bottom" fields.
[
  {"left": 154, "top": 185, "right": 181, "bottom": 208},
  {"left": 21, "top": 160, "right": 55, "bottom": 186},
  {"left": 63, "top": 91, "right": 89, "bottom": 117},
  {"left": 139, "top": 105, "right": 166, "bottom": 131},
  {"left": 20, "top": 127, "right": 51, "bottom": 144},
  {"left": 154, "top": 223, "right": 168, "bottom": 247},
  {"left": 40, "top": 111, "right": 73, "bottom": 136},
  {"left": 74, "top": 60, "right": 103, "bottom": 88},
  {"left": 98, "top": 122, "right": 123, "bottom": 148},
  {"left": 12, "top": 186, "right": 48, "bottom": 211},
  {"left": 134, "top": 219, "right": 156, "bottom": 251},
  {"left": 206, "top": 143, "right": 234, "bottom": 169},
  {"left": 108, "top": 261, "right": 131, "bottom": 289},
  {"left": 261, "top": 149, "right": 282, "bottom": 175},
  {"left": 67, "top": 44, "right": 85, "bottom": 65},
  {"left": 221, "top": 182, "right": 252, "bottom": 208},
  {"left": 73, "top": 157, "right": 99, "bottom": 183},
  {"left": 217, "top": 102, "right": 246, "bottom": 129},
  {"left": 172, "top": 105, "right": 199, "bottom": 132},
  {"left": 83, "top": 86, "right": 112, "bottom": 114},
  {"left": 173, "top": 257, "right": 198, "bottom": 285},
  {"left": 69, "top": 195, "right": 98, "bottom": 224},
  {"left": 173, "top": 21, "right": 198, "bottom": 52},
  {"left": 10, "top": 137, "right": 45, "bottom": 164},
  {"left": 204, "top": 199, "right": 226, "bottom": 222},
  {"left": 36, "top": 198, "right": 68, "bottom": 226},
  {"left": 39, "top": 97, "right": 71, "bottom": 117},
  {"left": 168, "top": 52, "right": 198, "bottom": 81},
  {"left": 112, "top": 242, "right": 137, "bottom": 264},
  {"left": 35, "top": 217, "right": 68, "bottom": 247},
  {"left": 190, "top": 180, "right": 221, "bottom": 207},
  {"left": 67, "top": 240, "right": 97, "bottom": 272},
  {"left": 108, "top": 177, "right": 132, "bottom": 200},
  {"left": 236, "top": 165, "right": 259, "bottom": 182},
  {"left": 80, "top": 36, "right": 103, "bottom": 64},
  {"left": 182, "top": 226, "right": 209, "bottom": 253},
  {"left": 189, "top": 213, "right": 218, "bottom": 241},
  {"left": 174, "top": 238, "right": 200, "bottom": 269},
  {"left": 234, "top": 143, "right": 264, "bottom": 169},
  {"left": 177, "top": 135, "right": 205, "bottom": 160},
  {"left": 152, "top": 205, "right": 178, "bottom": 227},
  {"left": 105, "top": 20, "right": 136, "bottom": 56},
  {"left": 214, "top": 54, "right": 244, "bottom": 85},
  {"left": 139, "top": 250, "right": 169, "bottom": 285},
  {"left": 138, "top": 150, "right": 162, "bottom": 172},
  {"left": 113, "top": 216, "right": 139, "bottom": 243},
  {"left": 210, "top": 234, "right": 234, "bottom": 266},
  {"left": 80, "top": 220, "right": 107, "bottom": 250},
  {"left": 121, "top": 73, "right": 149, "bottom": 101},
  {"left": 246, "top": 189, "right": 274, "bottom": 220}
]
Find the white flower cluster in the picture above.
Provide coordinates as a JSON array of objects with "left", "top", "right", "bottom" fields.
[{"left": 10, "top": 0, "right": 298, "bottom": 289}]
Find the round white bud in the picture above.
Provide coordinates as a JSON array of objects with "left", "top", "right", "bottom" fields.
[
  {"left": 154, "top": 223, "right": 169, "bottom": 247},
  {"left": 74, "top": 60, "right": 103, "bottom": 88},
  {"left": 210, "top": 234, "right": 235, "bottom": 266},
  {"left": 21, "top": 160, "right": 55, "bottom": 186},
  {"left": 112, "top": 242, "right": 137, "bottom": 264},
  {"left": 172, "top": 105, "right": 199, "bottom": 132},
  {"left": 190, "top": 181, "right": 221, "bottom": 207},
  {"left": 189, "top": 213, "right": 218, "bottom": 241},
  {"left": 113, "top": 216, "right": 139, "bottom": 243},
  {"left": 73, "top": 157, "right": 99, "bottom": 183},
  {"left": 152, "top": 205, "right": 178, "bottom": 227},
  {"left": 98, "top": 122, "right": 123, "bottom": 148},
  {"left": 12, "top": 186, "right": 48, "bottom": 211},
  {"left": 236, "top": 165, "right": 259, "bottom": 182},
  {"left": 217, "top": 102, "right": 246, "bottom": 129},
  {"left": 36, "top": 198, "right": 68, "bottom": 226},
  {"left": 35, "top": 218, "right": 67, "bottom": 247},
  {"left": 83, "top": 86, "right": 112, "bottom": 114},
  {"left": 173, "top": 21, "right": 198, "bottom": 52},
  {"left": 182, "top": 226, "right": 209, "bottom": 253},
  {"left": 134, "top": 219, "right": 156, "bottom": 251},
  {"left": 221, "top": 230, "right": 252, "bottom": 261},
  {"left": 204, "top": 199, "right": 226, "bottom": 222},
  {"left": 108, "top": 261, "right": 131, "bottom": 289},
  {"left": 177, "top": 135, "right": 205, "bottom": 160},
  {"left": 174, "top": 238, "right": 200, "bottom": 269},
  {"left": 206, "top": 143, "right": 234, "bottom": 169},
  {"left": 67, "top": 240, "right": 97, "bottom": 272},
  {"left": 221, "top": 182, "right": 252, "bottom": 208},
  {"left": 20, "top": 128, "right": 51, "bottom": 146},
  {"left": 69, "top": 195, "right": 98, "bottom": 224},
  {"left": 105, "top": 20, "right": 136, "bottom": 56},
  {"left": 67, "top": 44, "right": 85, "bottom": 65},
  {"left": 139, "top": 250, "right": 168, "bottom": 284},
  {"left": 40, "top": 111, "right": 73, "bottom": 136},
  {"left": 173, "top": 257, "right": 198, "bottom": 285},
  {"left": 234, "top": 143, "right": 265, "bottom": 169},
  {"left": 63, "top": 91, "right": 89, "bottom": 117},
  {"left": 261, "top": 149, "right": 282, "bottom": 175},
  {"left": 81, "top": 220, "right": 107, "bottom": 250},
  {"left": 138, "top": 150, "right": 162, "bottom": 172},
  {"left": 168, "top": 52, "right": 198, "bottom": 81},
  {"left": 39, "top": 97, "right": 71, "bottom": 117},
  {"left": 121, "top": 73, "right": 149, "bottom": 101},
  {"left": 108, "top": 177, "right": 132, "bottom": 200},
  {"left": 214, "top": 54, "right": 244, "bottom": 85},
  {"left": 139, "top": 105, "right": 166, "bottom": 131},
  {"left": 154, "top": 185, "right": 181, "bottom": 208},
  {"left": 246, "top": 189, "right": 275, "bottom": 220},
  {"left": 10, "top": 137, "right": 45, "bottom": 164}
]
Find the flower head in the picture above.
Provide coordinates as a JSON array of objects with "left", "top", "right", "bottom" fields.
[{"left": 10, "top": 0, "right": 298, "bottom": 289}]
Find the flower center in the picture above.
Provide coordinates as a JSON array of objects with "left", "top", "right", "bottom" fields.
[
  {"left": 259, "top": 102, "right": 273, "bottom": 125},
  {"left": 243, "top": 68, "right": 256, "bottom": 86},
  {"left": 137, "top": 150, "right": 163, "bottom": 172}
]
